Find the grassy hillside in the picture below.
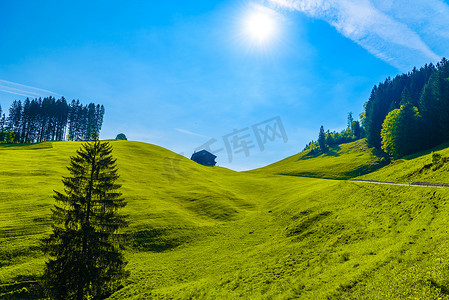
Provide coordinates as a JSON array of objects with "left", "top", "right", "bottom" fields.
[
  {"left": 249, "top": 139, "right": 385, "bottom": 179},
  {"left": 358, "top": 141, "right": 449, "bottom": 184},
  {"left": 2, "top": 140, "right": 449, "bottom": 299}
]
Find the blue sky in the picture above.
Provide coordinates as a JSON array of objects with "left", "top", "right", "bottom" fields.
[{"left": 1, "top": 0, "right": 449, "bottom": 170}]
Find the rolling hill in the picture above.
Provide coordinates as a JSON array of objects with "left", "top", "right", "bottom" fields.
[
  {"left": 249, "top": 139, "right": 385, "bottom": 179},
  {"left": 2, "top": 140, "right": 449, "bottom": 299},
  {"left": 357, "top": 141, "right": 449, "bottom": 184}
]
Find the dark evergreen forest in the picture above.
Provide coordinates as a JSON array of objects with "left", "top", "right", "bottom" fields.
[
  {"left": 309, "top": 58, "right": 449, "bottom": 159},
  {"left": 364, "top": 58, "right": 449, "bottom": 158},
  {"left": 0, "top": 97, "right": 104, "bottom": 143}
]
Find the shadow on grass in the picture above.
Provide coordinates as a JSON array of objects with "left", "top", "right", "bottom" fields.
[
  {"left": 403, "top": 141, "right": 449, "bottom": 160},
  {"left": 0, "top": 246, "right": 42, "bottom": 268},
  {"left": 323, "top": 147, "right": 341, "bottom": 157},
  {"left": 345, "top": 160, "right": 388, "bottom": 178},
  {"left": 0, "top": 142, "right": 53, "bottom": 150},
  {"left": 0, "top": 275, "right": 42, "bottom": 300},
  {"left": 429, "top": 278, "right": 449, "bottom": 295},
  {"left": 300, "top": 145, "right": 342, "bottom": 160},
  {"left": 132, "top": 229, "right": 183, "bottom": 252},
  {"left": 285, "top": 210, "right": 332, "bottom": 239}
]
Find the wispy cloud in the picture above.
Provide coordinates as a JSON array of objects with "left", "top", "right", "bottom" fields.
[
  {"left": 0, "top": 79, "right": 62, "bottom": 98},
  {"left": 174, "top": 128, "right": 210, "bottom": 139},
  {"left": 269, "top": 0, "right": 448, "bottom": 71}
]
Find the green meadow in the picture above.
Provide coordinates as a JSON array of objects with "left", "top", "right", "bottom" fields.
[
  {"left": 358, "top": 141, "right": 449, "bottom": 184},
  {"left": 2, "top": 139, "right": 449, "bottom": 299},
  {"left": 250, "top": 139, "right": 385, "bottom": 179}
]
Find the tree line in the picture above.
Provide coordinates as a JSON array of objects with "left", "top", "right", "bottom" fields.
[
  {"left": 309, "top": 58, "right": 449, "bottom": 159},
  {"left": 0, "top": 97, "right": 104, "bottom": 143},
  {"left": 305, "top": 112, "right": 364, "bottom": 154},
  {"left": 364, "top": 58, "right": 449, "bottom": 159}
]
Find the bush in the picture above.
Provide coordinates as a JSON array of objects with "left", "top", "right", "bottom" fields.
[
  {"left": 432, "top": 152, "right": 442, "bottom": 165},
  {"left": 431, "top": 152, "right": 446, "bottom": 171},
  {"left": 116, "top": 133, "right": 127, "bottom": 140}
]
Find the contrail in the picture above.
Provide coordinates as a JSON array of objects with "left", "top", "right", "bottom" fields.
[
  {"left": 175, "top": 128, "right": 211, "bottom": 138},
  {"left": 269, "top": 0, "right": 442, "bottom": 71},
  {"left": 0, "top": 86, "right": 42, "bottom": 97},
  {"left": 0, "top": 88, "right": 35, "bottom": 97},
  {"left": 0, "top": 79, "right": 63, "bottom": 97}
]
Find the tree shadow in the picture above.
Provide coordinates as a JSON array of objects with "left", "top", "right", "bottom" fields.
[
  {"left": 0, "top": 142, "right": 53, "bottom": 150},
  {"left": 0, "top": 275, "right": 42, "bottom": 299},
  {"left": 322, "top": 145, "right": 342, "bottom": 157},
  {"left": 403, "top": 141, "right": 449, "bottom": 160},
  {"left": 429, "top": 278, "right": 449, "bottom": 295},
  {"left": 299, "top": 145, "right": 342, "bottom": 160},
  {"left": 132, "top": 229, "right": 183, "bottom": 252}
]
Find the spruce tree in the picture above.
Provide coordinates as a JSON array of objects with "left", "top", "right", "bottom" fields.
[
  {"left": 0, "top": 105, "right": 3, "bottom": 142},
  {"left": 0, "top": 113, "right": 7, "bottom": 143},
  {"left": 347, "top": 112, "right": 353, "bottom": 132},
  {"left": 352, "top": 120, "right": 362, "bottom": 139},
  {"left": 42, "top": 141, "right": 129, "bottom": 300},
  {"left": 8, "top": 100, "right": 22, "bottom": 142},
  {"left": 318, "top": 125, "right": 327, "bottom": 153}
]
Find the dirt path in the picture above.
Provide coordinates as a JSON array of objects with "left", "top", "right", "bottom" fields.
[{"left": 351, "top": 179, "right": 449, "bottom": 188}]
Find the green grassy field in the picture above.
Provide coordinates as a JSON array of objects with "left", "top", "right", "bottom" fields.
[
  {"left": 2, "top": 140, "right": 449, "bottom": 299},
  {"left": 249, "top": 139, "right": 385, "bottom": 179},
  {"left": 358, "top": 141, "right": 449, "bottom": 184}
]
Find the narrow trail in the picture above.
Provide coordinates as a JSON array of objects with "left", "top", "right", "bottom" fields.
[{"left": 351, "top": 179, "right": 449, "bottom": 188}]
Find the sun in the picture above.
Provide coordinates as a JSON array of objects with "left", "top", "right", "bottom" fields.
[
  {"left": 233, "top": 4, "right": 283, "bottom": 53},
  {"left": 244, "top": 8, "right": 278, "bottom": 44}
]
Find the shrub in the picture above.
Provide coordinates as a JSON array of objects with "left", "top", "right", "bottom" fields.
[{"left": 116, "top": 133, "right": 127, "bottom": 140}]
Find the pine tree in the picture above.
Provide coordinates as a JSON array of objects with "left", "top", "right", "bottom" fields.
[
  {"left": 318, "top": 125, "right": 327, "bottom": 153},
  {"left": 0, "top": 113, "right": 7, "bottom": 143},
  {"left": 95, "top": 104, "right": 105, "bottom": 139},
  {"left": 55, "top": 98, "right": 69, "bottom": 141},
  {"left": 21, "top": 99, "right": 31, "bottom": 142},
  {"left": 42, "top": 141, "right": 129, "bottom": 300},
  {"left": 400, "top": 87, "right": 412, "bottom": 106},
  {"left": 352, "top": 120, "right": 362, "bottom": 139},
  {"left": 86, "top": 103, "right": 97, "bottom": 140},
  {"left": 347, "top": 112, "right": 353, "bottom": 132},
  {"left": 0, "top": 105, "right": 3, "bottom": 143},
  {"left": 8, "top": 100, "right": 22, "bottom": 142}
]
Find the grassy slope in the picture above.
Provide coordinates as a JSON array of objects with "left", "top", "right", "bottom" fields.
[
  {"left": 0, "top": 141, "right": 255, "bottom": 280},
  {"left": 2, "top": 140, "right": 449, "bottom": 299},
  {"left": 249, "top": 139, "right": 384, "bottom": 179},
  {"left": 358, "top": 141, "right": 449, "bottom": 184}
]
